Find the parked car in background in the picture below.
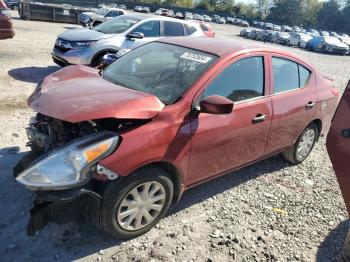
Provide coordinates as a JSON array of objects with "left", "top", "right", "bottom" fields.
[
  {"left": 175, "top": 12, "right": 183, "bottom": 19},
  {"left": 308, "top": 36, "right": 349, "bottom": 55},
  {"left": 239, "top": 28, "right": 253, "bottom": 38},
  {"left": 282, "top": 25, "right": 292, "bottom": 32},
  {"left": 141, "top": 7, "right": 150, "bottom": 14},
  {"left": 52, "top": 15, "right": 206, "bottom": 67},
  {"left": 0, "top": 0, "right": 14, "bottom": 39},
  {"left": 193, "top": 14, "right": 204, "bottom": 21},
  {"left": 319, "top": 30, "right": 329, "bottom": 37},
  {"left": 119, "top": 4, "right": 126, "bottom": 10},
  {"left": 197, "top": 22, "right": 215, "bottom": 37},
  {"left": 306, "top": 28, "right": 319, "bottom": 37},
  {"left": 273, "top": 24, "right": 281, "bottom": 31},
  {"left": 239, "top": 20, "right": 249, "bottom": 27},
  {"left": 329, "top": 31, "right": 339, "bottom": 38},
  {"left": 249, "top": 29, "right": 262, "bottom": 40},
  {"left": 133, "top": 6, "right": 142, "bottom": 12},
  {"left": 264, "top": 23, "right": 273, "bottom": 30},
  {"left": 288, "top": 32, "right": 313, "bottom": 48},
  {"left": 338, "top": 34, "right": 350, "bottom": 54},
  {"left": 293, "top": 26, "right": 302, "bottom": 32},
  {"left": 79, "top": 7, "right": 127, "bottom": 27},
  {"left": 226, "top": 17, "right": 234, "bottom": 24},
  {"left": 326, "top": 80, "right": 350, "bottom": 261},
  {"left": 203, "top": 15, "right": 212, "bottom": 22},
  {"left": 218, "top": 17, "right": 226, "bottom": 24},
  {"left": 184, "top": 12, "right": 193, "bottom": 20},
  {"left": 272, "top": 31, "right": 291, "bottom": 45},
  {"left": 15, "top": 37, "right": 339, "bottom": 239},
  {"left": 4, "top": 0, "right": 17, "bottom": 10}
]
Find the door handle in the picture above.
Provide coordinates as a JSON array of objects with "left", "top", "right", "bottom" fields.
[
  {"left": 252, "top": 114, "right": 267, "bottom": 124},
  {"left": 305, "top": 101, "right": 316, "bottom": 109}
]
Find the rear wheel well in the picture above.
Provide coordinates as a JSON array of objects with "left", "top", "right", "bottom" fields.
[{"left": 312, "top": 119, "right": 322, "bottom": 139}]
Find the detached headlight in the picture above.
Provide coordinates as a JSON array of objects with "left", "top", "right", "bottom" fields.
[
  {"left": 71, "top": 41, "right": 96, "bottom": 49},
  {"left": 16, "top": 132, "right": 119, "bottom": 190}
]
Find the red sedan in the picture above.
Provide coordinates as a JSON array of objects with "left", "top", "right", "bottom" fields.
[
  {"left": 14, "top": 37, "right": 339, "bottom": 239},
  {"left": 0, "top": 0, "right": 14, "bottom": 40}
]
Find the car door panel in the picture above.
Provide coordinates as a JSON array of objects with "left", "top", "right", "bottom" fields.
[
  {"left": 188, "top": 53, "right": 272, "bottom": 185},
  {"left": 265, "top": 54, "right": 317, "bottom": 154},
  {"left": 326, "top": 80, "right": 350, "bottom": 215}
]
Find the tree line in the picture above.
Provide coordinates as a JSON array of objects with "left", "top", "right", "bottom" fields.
[{"left": 194, "top": 0, "right": 350, "bottom": 34}]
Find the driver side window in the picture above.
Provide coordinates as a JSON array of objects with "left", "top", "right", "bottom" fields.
[
  {"left": 202, "top": 56, "right": 265, "bottom": 102},
  {"left": 131, "top": 21, "right": 160, "bottom": 37}
]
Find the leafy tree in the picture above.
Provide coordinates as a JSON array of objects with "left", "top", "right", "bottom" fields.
[
  {"left": 195, "top": 0, "right": 212, "bottom": 10},
  {"left": 256, "top": 0, "right": 269, "bottom": 19},
  {"left": 317, "top": 0, "right": 342, "bottom": 30},
  {"left": 268, "top": 0, "right": 304, "bottom": 25}
]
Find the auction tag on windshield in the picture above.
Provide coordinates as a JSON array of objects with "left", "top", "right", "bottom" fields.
[{"left": 180, "top": 52, "right": 212, "bottom": 63}]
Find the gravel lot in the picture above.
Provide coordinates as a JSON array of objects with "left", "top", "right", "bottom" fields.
[{"left": 1, "top": 11, "right": 350, "bottom": 262}]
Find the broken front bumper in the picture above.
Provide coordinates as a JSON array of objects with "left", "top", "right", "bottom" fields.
[{"left": 13, "top": 151, "right": 102, "bottom": 236}]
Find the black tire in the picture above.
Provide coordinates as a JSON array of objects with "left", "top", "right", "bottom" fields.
[
  {"left": 282, "top": 122, "right": 318, "bottom": 165},
  {"left": 91, "top": 51, "right": 116, "bottom": 67},
  {"left": 100, "top": 167, "right": 174, "bottom": 239},
  {"left": 92, "top": 21, "right": 102, "bottom": 27}
]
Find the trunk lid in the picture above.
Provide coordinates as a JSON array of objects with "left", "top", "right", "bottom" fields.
[{"left": 28, "top": 65, "right": 165, "bottom": 123}]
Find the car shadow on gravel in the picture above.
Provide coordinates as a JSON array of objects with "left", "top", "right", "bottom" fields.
[
  {"left": 8, "top": 66, "right": 60, "bottom": 84},
  {"left": 317, "top": 220, "right": 350, "bottom": 262}
]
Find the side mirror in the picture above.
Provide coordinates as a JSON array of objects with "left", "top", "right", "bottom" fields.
[
  {"left": 199, "top": 95, "right": 233, "bottom": 114},
  {"left": 127, "top": 32, "right": 144, "bottom": 40},
  {"left": 95, "top": 53, "right": 118, "bottom": 70}
]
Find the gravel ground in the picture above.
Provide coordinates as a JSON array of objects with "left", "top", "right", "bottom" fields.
[{"left": 1, "top": 11, "right": 350, "bottom": 262}]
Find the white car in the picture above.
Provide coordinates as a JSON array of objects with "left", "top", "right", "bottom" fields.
[
  {"left": 79, "top": 7, "right": 127, "bottom": 27},
  {"left": 339, "top": 34, "right": 350, "bottom": 54},
  {"left": 52, "top": 15, "right": 205, "bottom": 67},
  {"left": 288, "top": 32, "right": 313, "bottom": 48}
]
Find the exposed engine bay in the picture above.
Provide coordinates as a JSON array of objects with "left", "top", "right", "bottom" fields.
[{"left": 27, "top": 113, "right": 147, "bottom": 154}]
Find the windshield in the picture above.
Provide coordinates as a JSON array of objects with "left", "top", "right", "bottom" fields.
[
  {"left": 103, "top": 42, "right": 217, "bottom": 104},
  {"left": 94, "top": 16, "right": 140, "bottom": 34}
]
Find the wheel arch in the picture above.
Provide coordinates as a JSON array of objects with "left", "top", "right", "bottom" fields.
[
  {"left": 312, "top": 119, "right": 322, "bottom": 139},
  {"left": 134, "top": 161, "right": 183, "bottom": 202},
  {"left": 91, "top": 48, "right": 119, "bottom": 66}
]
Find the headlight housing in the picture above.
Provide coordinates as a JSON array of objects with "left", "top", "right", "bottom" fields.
[
  {"left": 16, "top": 132, "right": 119, "bottom": 190},
  {"left": 71, "top": 41, "right": 96, "bottom": 49}
]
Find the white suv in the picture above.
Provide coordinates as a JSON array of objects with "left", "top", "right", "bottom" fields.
[{"left": 52, "top": 15, "right": 205, "bottom": 67}]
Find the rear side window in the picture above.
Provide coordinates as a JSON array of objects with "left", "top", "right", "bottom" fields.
[
  {"left": 164, "top": 21, "right": 184, "bottom": 36},
  {"left": 299, "top": 65, "right": 311, "bottom": 88},
  {"left": 132, "top": 21, "right": 160, "bottom": 37},
  {"left": 203, "top": 56, "right": 264, "bottom": 102},
  {"left": 200, "top": 24, "right": 209, "bottom": 32},
  {"left": 184, "top": 24, "right": 197, "bottom": 35},
  {"left": 272, "top": 57, "right": 311, "bottom": 93}
]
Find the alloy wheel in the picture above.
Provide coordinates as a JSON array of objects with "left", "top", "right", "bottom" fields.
[
  {"left": 296, "top": 129, "right": 316, "bottom": 161},
  {"left": 116, "top": 181, "right": 166, "bottom": 231}
]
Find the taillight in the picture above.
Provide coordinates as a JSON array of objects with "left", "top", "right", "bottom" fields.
[
  {"left": 0, "top": 9, "right": 11, "bottom": 20},
  {"left": 331, "top": 87, "right": 340, "bottom": 97}
]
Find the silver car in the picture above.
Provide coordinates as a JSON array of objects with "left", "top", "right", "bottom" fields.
[{"left": 52, "top": 15, "right": 204, "bottom": 67}]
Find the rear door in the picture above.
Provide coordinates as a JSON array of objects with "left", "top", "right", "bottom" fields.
[
  {"left": 265, "top": 54, "right": 317, "bottom": 154},
  {"left": 326, "top": 80, "right": 350, "bottom": 215}
]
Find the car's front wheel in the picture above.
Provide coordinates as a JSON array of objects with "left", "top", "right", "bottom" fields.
[
  {"left": 282, "top": 123, "right": 318, "bottom": 164},
  {"left": 101, "top": 167, "right": 174, "bottom": 239}
]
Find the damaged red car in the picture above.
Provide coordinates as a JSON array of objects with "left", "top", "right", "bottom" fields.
[{"left": 14, "top": 37, "right": 339, "bottom": 239}]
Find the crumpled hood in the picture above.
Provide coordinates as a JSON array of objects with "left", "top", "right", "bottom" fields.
[
  {"left": 28, "top": 65, "right": 165, "bottom": 123},
  {"left": 58, "top": 28, "right": 112, "bottom": 41}
]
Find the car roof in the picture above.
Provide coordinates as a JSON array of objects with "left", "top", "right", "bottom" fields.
[
  {"left": 124, "top": 14, "right": 189, "bottom": 22},
  {"left": 158, "top": 37, "right": 277, "bottom": 57}
]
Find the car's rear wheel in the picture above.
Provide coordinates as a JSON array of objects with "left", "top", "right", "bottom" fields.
[
  {"left": 101, "top": 167, "right": 173, "bottom": 239},
  {"left": 282, "top": 123, "right": 318, "bottom": 164}
]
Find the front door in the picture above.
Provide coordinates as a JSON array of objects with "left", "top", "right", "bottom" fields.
[
  {"left": 326, "top": 80, "right": 350, "bottom": 215},
  {"left": 188, "top": 55, "right": 272, "bottom": 185}
]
